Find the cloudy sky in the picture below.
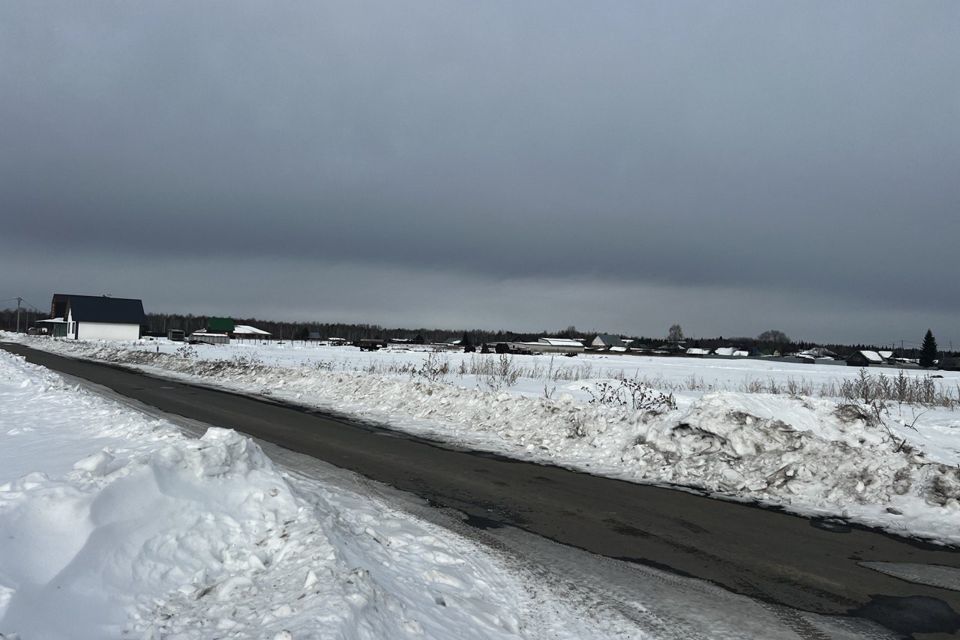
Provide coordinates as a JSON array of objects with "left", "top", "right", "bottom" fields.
[{"left": 2, "top": 1, "right": 958, "bottom": 345}]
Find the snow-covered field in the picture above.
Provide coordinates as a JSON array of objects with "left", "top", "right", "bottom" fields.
[
  {"left": 9, "top": 335, "right": 960, "bottom": 547},
  {"left": 0, "top": 348, "right": 645, "bottom": 640}
]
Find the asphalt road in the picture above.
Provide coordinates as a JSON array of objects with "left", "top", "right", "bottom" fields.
[{"left": 5, "top": 342, "right": 960, "bottom": 638}]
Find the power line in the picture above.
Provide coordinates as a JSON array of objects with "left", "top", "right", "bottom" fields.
[{"left": 19, "top": 299, "right": 43, "bottom": 311}]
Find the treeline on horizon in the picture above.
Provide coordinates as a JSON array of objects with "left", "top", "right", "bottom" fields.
[
  {"left": 0, "top": 308, "right": 950, "bottom": 358},
  {"left": 137, "top": 312, "right": 947, "bottom": 359}
]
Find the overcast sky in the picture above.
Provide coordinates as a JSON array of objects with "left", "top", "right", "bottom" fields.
[{"left": 2, "top": 1, "right": 958, "bottom": 345}]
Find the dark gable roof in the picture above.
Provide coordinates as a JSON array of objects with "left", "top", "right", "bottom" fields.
[{"left": 65, "top": 295, "right": 145, "bottom": 325}]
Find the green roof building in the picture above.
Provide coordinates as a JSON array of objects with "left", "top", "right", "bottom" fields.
[{"left": 207, "top": 317, "right": 235, "bottom": 333}]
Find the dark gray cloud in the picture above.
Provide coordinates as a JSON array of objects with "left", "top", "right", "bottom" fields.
[{"left": 2, "top": 1, "right": 958, "bottom": 343}]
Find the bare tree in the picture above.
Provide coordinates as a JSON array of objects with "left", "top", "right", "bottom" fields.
[
  {"left": 668, "top": 324, "right": 684, "bottom": 342},
  {"left": 757, "top": 329, "right": 790, "bottom": 343}
]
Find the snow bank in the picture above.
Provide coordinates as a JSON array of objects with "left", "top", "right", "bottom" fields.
[
  {"left": 632, "top": 393, "right": 960, "bottom": 540},
  {"left": 14, "top": 338, "right": 960, "bottom": 546},
  {"left": 0, "top": 349, "right": 627, "bottom": 640},
  {"left": 0, "top": 428, "right": 320, "bottom": 638}
]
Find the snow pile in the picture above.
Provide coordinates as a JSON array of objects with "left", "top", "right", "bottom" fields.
[
  {"left": 14, "top": 338, "right": 960, "bottom": 545},
  {"left": 0, "top": 350, "right": 626, "bottom": 640},
  {"left": 632, "top": 394, "right": 960, "bottom": 538},
  {"left": 0, "top": 428, "right": 336, "bottom": 638}
]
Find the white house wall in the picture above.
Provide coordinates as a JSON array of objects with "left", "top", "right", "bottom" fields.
[{"left": 76, "top": 322, "right": 140, "bottom": 341}]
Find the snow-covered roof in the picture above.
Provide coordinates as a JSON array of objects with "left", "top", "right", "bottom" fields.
[
  {"left": 609, "top": 346, "right": 627, "bottom": 352},
  {"left": 798, "top": 347, "right": 838, "bottom": 359},
  {"left": 233, "top": 324, "right": 271, "bottom": 335},
  {"left": 36, "top": 317, "right": 66, "bottom": 323},
  {"left": 733, "top": 350, "right": 750, "bottom": 357},
  {"left": 879, "top": 351, "right": 893, "bottom": 360},
  {"left": 859, "top": 350, "right": 884, "bottom": 363},
  {"left": 686, "top": 348, "right": 710, "bottom": 355},
  {"left": 538, "top": 337, "right": 583, "bottom": 347},
  {"left": 713, "top": 347, "right": 736, "bottom": 356},
  {"left": 592, "top": 334, "right": 624, "bottom": 347}
]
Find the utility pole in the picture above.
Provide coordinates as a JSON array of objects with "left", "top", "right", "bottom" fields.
[{"left": 15, "top": 297, "right": 22, "bottom": 333}]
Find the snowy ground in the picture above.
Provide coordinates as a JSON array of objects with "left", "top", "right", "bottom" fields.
[
  {"left": 0, "top": 348, "right": 654, "bottom": 640},
  {"left": 1, "top": 344, "right": 908, "bottom": 639},
  {"left": 9, "top": 335, "right": 960, "bottom": 547}
]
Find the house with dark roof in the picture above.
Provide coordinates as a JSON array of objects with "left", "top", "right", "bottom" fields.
[
  {"left": 50, "top": 294, "right": 145, "bottom": 341},
  {"left": 590, "top": 334, "right": 625, "bottom": 349},
  {"left": 846, "top": 350, "right": 888, "bottom": 367}
]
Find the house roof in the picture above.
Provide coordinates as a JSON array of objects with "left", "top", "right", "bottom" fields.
[
  {"left": 539, "top": 337, "right": 584, "bottom": 347},
  {"left": 592, "top": 334, "right": 624, "bottom": 346},
  {"left": 233, "top": 324, "right": 270, "bottom": 335},
  {"left": 798, "top": 347, "right": 839, "bottom": 359},
  {"left": 207, "top": 317, "right": 235, "bottom": 333},
  {"left": 858, "top": 350, "right": 885, "bottom": 363},
  {"left": 64, "top": 295, "right": 144, "bottom": 325}
]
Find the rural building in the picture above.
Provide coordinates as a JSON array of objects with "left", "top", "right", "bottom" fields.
[
  {"left": 846, "top": 350, "right": 887, "bottom": 367},
  {"left": 207, "top": 317, "right": 236, "bottom": 334},
  {"left": 941, "top": 356, "right": 960, "bottom": 371},
  {"left": 591, "top": 334, "right": 625, "bottom": 349},
  {"left": 796, "top": 347, "right": 839, "bottom": 360},
  {"left": 713, "top": 347, "right": 749, "bottom": 357},
  {"left": 233, "top": 324, "right": 271, "bottom": 339},
  {"left": 49, "top": 294, "right": 144, "bottom": 341},
  {"left": 189, "top": 329, "right": 230, "bottom": 345},
  {"left": 509, "top": 337, "right": 585, "bottom": 355},
  {"left": 356, "top": 338, "right": 385, "bottom": 351}
]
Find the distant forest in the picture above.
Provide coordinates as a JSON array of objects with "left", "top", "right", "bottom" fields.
[
  {"left": 1, "top": 307, "right": 951, "bottom": 359},
  {"left": 137, "top": 312, "right": 947, "bottom": 359}
]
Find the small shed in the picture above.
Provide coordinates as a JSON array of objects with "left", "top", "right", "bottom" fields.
[
  {"left": 189, "top": 330, "right": 230, "bottom": 345},
  {"left": 36, "top": 317, "right": 69, "bottom": 337}
]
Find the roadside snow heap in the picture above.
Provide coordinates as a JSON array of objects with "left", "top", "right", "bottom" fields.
[
  {"left": 0, "top": 350, "right": 613, "bottom": 640},
  {"left": 14, "top": 337, "right": 960, "bottom": 546},
  {"left": 631, "top": 393, "right": 960, "bottom": 540}
]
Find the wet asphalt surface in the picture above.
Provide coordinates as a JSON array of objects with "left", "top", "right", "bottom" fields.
[{"left": 5, "top": 342, "right": 960, "bottom": 639}]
